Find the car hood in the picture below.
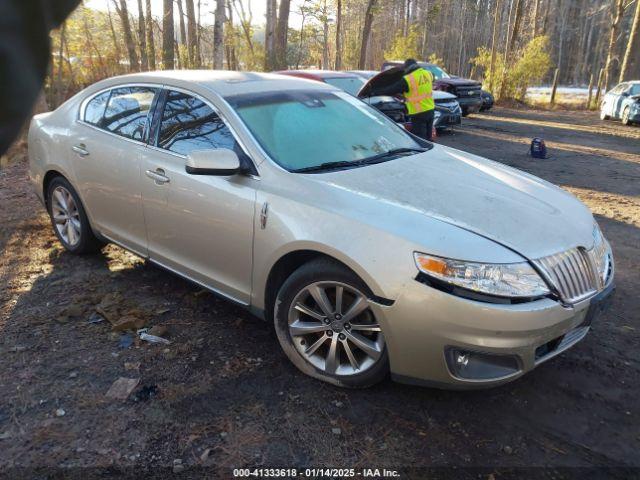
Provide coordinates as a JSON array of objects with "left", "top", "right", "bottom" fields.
[
  {"left": 357, "top": 66, "right": 405, "bottom": 97},
  {"left": 307, "top": 145, "right": 595, "bottom": 260},
  {"left": 433, "top": 90, "right": 457, "bottom": 100},
  {"left": 437, "top": 77, "right": 482, "bottom": 87}
]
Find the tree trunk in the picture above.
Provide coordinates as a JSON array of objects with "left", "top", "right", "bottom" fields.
[
  {"left": 532, "top": 0, "right": 541, "bottom": 36},
  {"left": 556, "top": 0, "right": 568, "bottom": 82},
  {"left": 185, "top": 0, "right": 199, "bottom": 67},
  {"left": 213, "top": 0, "right": 225, "bottom": 69},
  {"left": 176, "top": 0, "right": 187, "bottom": 47},
  {"left": 162, "top": 0, "right": 175, "bottom": 69},
  {"left": 321, "top": 0, "right": 329, "bottom": 69},
  {"left": 335, "top": 0, "right": 343, "bottom": 69},
  {"left": 498, "top": 0, "right": 519, "bottom": 99},
  {"left": 358, "top": 0, "right": 378, "bottom": 70},
  {"left": 145, "top": 0, "right": 156, "bottom": 69},
  {"left": 603, "top": 0, "right": 624, "bottom": 91},
  {"left": 113, "top": 0, "right": 140, "bottom": 72},
  {"left": 137, "top": 0, "right": 149, "bottom": 70},
  {"left": 508, "top": 0, "right": 523, "bottom": 52},
  {"left": 420, "top": 0, "right": 429, "bottom": 58},
  {"left": 265, "top": 0, "right": 277, "bottom": 70},
  {"left": 107, "top": 3, "right": 122, "bottom": 71},
  {"left": 275, "top": 0, "right": 291, "bottom": 69},
  {"left": 56, "top": 23, "right": 67, "bottom": 106},
  {"left": 619, "top": 0, "right": 640, "bottom": 83},
  {"left": 225, "top": 0, "right": 238, "bottom": 70},
  {"left": 196, "top": 0, "right": 202, "bottom": 66},
  {"left": 488, "top": 0, "right": 502, "bottom": 92}
]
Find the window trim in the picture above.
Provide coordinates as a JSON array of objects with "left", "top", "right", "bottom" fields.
[
  {"left": 151, "top": 85, "right": 259, "bottom": 176},
  {"left": 77, "top": 83, "right": 162, "bottom": 146}
]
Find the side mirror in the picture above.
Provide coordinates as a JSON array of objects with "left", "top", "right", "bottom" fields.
[{"left": 185, "top": 148, "right": 240, "bottom": 176}]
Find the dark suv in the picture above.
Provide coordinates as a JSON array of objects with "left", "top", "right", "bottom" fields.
[{"left": 382, "top": 61, "right": 483, "bottom": 115}]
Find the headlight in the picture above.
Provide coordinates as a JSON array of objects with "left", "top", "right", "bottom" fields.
[{"left": 414, "top": 252, "right": 550, "bottom": 298}]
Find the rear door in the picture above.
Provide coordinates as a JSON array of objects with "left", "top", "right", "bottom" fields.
[
  {"left": 140, "top": 88, "right": 258, "bottom": 304},
  {"left": 73, "top": 85, "right": 159, "bottom": 255},
  {"left": 612, "top": 83, "right": 628, "bottom": 119}
]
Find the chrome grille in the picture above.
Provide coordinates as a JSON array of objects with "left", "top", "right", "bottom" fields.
[{"left": 534, "top": 248, "right": 599, "bottom": 304}]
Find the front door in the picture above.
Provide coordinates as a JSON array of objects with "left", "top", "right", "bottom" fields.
[
  {"left": 140, "top": 89, "right": 258, "bottom": 304},
  {"left": 72, "top": 86, "right": 159, "bottom": 255}
]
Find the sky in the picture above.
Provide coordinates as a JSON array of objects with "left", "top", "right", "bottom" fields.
[{"left": 85, "top": 0, "right": 307, "bottom": 28}]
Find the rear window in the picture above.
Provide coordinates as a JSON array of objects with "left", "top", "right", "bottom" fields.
[
  {"left": 83, "top": 91, "right": 110, "bottom": 126},
  {"left": 100, "top": 86, "right": 157, "bottom": 141},
  {"left": 324, "top": 76, "right": 366, "bottom": 96}
]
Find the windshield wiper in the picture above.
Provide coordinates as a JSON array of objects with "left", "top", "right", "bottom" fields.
[
  {"left": 291, "top": 160, "right": 364, "bottom": 173},
  {"left": 360, "top": 147, "right": 427, "bottom": 164},
  {"left": 291, "top": 147, "right": 427, "bottom": 173}
]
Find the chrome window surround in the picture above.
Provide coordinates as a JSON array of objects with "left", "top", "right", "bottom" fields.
[{"left": 77, "top": 82, "right": 261, "bottom": 178}]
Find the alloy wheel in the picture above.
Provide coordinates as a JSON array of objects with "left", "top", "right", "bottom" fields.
[
  {"left": 287, "top": 281, "right": 385, "bottom": 376},
  {"left": 51, "top": 186, "right": 81, "bottom": 247}
]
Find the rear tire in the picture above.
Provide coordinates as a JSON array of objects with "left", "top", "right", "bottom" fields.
[
  {"left": 273, "top": 258, "right": 389, "bottom": 388},
  {"left": 621, "top": 106, "right": 631, "bottom": 126},
  {"left": 46, "top": 176, "right": 104, "bottom": 254}
]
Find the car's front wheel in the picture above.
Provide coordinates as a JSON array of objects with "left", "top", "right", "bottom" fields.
[
  {"left": 274, "top": 259, "right": 389, "bottom": 388},
  {"left": 47, "top": 176, "right": 103, "bottom": 254},
  {"left": 621, "top": 106, "right": 632, "bottom": 126}
]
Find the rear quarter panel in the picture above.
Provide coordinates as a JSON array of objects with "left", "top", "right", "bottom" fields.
[{"left": 28, "top": 109, "right": 78, "bottom": 204}]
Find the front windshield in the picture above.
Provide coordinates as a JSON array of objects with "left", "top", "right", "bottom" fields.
[
  {"left": 323, "top": 76, "right": 366, "bottom": 96},
  {"left": 422, "top": 64, "right": 450, "bottom": 80},
  {"left": 629, "top": 84, "right": 640, "bottom": 95},
  {"left": 228, "top": 90, "right": 422, "bottom": 172}
]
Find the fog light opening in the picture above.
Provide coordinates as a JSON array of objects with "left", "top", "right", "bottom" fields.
[{"left": 445, "top": 348, "right": 521, "bottom": 381}]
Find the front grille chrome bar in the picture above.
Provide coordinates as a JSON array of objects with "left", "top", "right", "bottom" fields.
[{"left": 534, "top": 247, "right": 602, "bottom": 304}]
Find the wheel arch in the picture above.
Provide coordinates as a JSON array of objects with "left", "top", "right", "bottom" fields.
[
  {"left": 260, "top": 247, "right": 391, "bottom": 323},
  {"left": 43, "top": 169, "right": 66, "bottom": 208}
]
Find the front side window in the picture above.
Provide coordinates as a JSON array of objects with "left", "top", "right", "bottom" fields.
[
  {"left": 101, "top": 86, "right": 157, "bottom": 141},
  {"left": 229, "top": 90, "right": 423, "bottom": 172},
  {"left": 629, "top": 84, "right": 640, "bottom": 96},
  {"left": 83, "top": 91, "right": 110, "bottom": 125},
  {"left": 157, "top": 90, "right": 239, "bottom": 156}
]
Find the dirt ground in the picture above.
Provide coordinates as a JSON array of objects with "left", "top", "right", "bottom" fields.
[{"left": 1, "top": 107, "right": 639, "bottom": 478}]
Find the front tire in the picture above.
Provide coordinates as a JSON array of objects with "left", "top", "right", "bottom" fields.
[
  {"left": 622, "top": 106, "right": 631, "bottom": 126},
  {"left": 46, "top": 176, "right": 103, "bottom": 254},
  {"left": 274, "top": 258, "right": 389, "bottom": 388}
]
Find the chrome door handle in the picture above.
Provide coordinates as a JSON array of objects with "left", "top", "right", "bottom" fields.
[
  {"left": 145, "top": 169, "right": 170, "bottom": 185},
  {"left": 72, "top": 144, "right": 90, "bottom": 157}
]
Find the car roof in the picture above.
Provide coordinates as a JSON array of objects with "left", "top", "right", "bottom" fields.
[
  {"left": 85, "top": 70, "right": 333, "bottom": 97},
  {"left": 276, "top": 70, "right": 360, "bottom": 80},
  {"left": 383, "top": 60, "right": 436, "bottom": 67}
]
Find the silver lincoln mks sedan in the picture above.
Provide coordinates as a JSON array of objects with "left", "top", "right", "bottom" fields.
[{"left": 28, "top": 71, "right": 614, "bottom": 388}]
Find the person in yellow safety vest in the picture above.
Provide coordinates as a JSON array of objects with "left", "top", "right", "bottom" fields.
[{"left": 370, "top": 58, "right": 435, "bottom": 141}]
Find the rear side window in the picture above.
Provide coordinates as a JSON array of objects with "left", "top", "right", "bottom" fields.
[
  {"left": 83, "top": 91, "right": 110, "bottom": 125},
  {"left": 100, "top": 86, "right": 157, "bottom": 141},
  {"left": 157, "top": 90, "right": 239, "bottom": 156}
]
